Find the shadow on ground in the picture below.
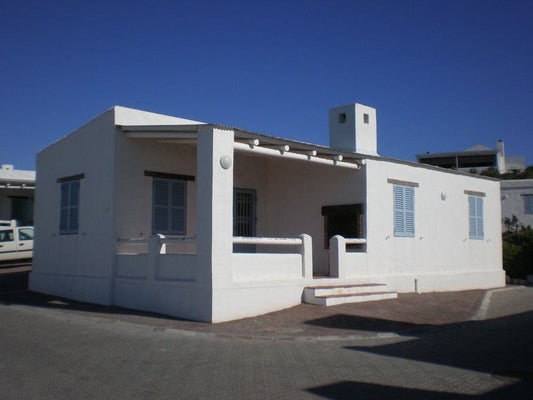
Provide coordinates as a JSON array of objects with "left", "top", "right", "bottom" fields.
[{"left": 306, "top": 378, "right": 533, "bottom": 399}]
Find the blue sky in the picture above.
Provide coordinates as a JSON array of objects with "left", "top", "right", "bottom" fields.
[{"left": 1, "top": 0, "right": 532, "bottom": 170}]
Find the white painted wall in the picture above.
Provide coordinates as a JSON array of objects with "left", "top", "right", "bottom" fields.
[
  {"left": 262, "top": 157, "right": 366, "bottom": 273},
  {"left": 30, "top": 109, "right": 117, "bottom": 304},
  {"left": 329, "top": 103, "right": 378, "bottom": 156},
  {"left": 364, "top": 159, "right": 504, "bottom": 292},
  {"left": 501, "top": 179, "right": 533, "bottom": 228}
]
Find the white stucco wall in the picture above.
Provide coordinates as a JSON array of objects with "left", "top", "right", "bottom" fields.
[
  {"left": 30, "top": 109, "right": 117, "bottom": 304},
  {"left": 262, "top": 157, "right": 366, "bottom": 273},
  {"left": 364, "top": 159, "right": 504, "bottom": 292},
  {"left": 501, "top": 179, "right": 533, "bottom": 228}
]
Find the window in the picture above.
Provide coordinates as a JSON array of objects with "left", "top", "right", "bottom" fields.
[
  {"left": 363, "top": 113, "right": 370, "bottom": 124},
  {"left": 152, "top": 178, "right": 186, "bottom": 235},
  {"left": 59, "top": 180, "right": 80, "bottom": 234},
  {"left": 524, "top": 195, "right": 533, "bottom": 215},
  {"left": 322, "top": 204, "right": 364, "bottom": 249},
  {"left": 338, "top": 113, "right": 346, "bottom": 123},
  {"left": 19, "top": 227, "right": 34, "bottom": 241},
  {"left": 468, "top": 195, "right": 484, "bottom": 239},
  {"left": 0, "top": 229, "right": 14, "bottom": 242},
  {"left": 393, "top": 185, "right": 415, "bottom": 237}
]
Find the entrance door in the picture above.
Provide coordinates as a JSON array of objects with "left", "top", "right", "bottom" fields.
[{"left": 233, "top": 188, "right": 257, "bottom": 253}]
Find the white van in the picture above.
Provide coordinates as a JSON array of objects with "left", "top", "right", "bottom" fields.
[{"left": 0, "top": 220, "right": 33, "bottom": 262}]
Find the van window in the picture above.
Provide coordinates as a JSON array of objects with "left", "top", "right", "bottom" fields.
[
  {"left": 19, "top": 228, "right": 34, "bottom": 241},
  {"left": 0, "top": 230, "right": 14, "bottom": 242}
]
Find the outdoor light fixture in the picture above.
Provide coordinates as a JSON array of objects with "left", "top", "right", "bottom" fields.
[
  {"left": 441, "top": 191, "right": 447, "bottom": 201},
  {"left": 220, "top": 155, "right": 232, "bottom": 169}
]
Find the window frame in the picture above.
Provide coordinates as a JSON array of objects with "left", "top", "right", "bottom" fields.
[
  {"left": 468, "top": 195, "right": 484, "bottom": 240},
  {"left": 59, "top": 179, "right": 81, "bottom": 235},
  {"left": 152, "top": 177, "right": 187, "bottom": 235},
  {"left": 524, "top": 194, "right": 533, "bottom": 215},
  {"left": 393, "top": 184, "right": 415, "bottom": 237}
]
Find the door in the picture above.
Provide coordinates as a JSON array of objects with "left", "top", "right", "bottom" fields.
[
  {"left": 233, "top": 188, "right": 257, "bottom": 253},
  {"left": 0, "top": 229, "right": 17, "bottom": 261},
  {"left": 10, "top": 197, "right": 34, "bottom": 226},
  {"left": 17, "top": 227, "right": 34, "bottom": 258}
]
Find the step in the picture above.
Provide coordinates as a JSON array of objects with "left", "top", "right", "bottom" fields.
[
  {"left": 306, "top": 283, "right": 387, "bottom": 297},
  {"left": 304, "top": 291, "right": 398, "bottom": 306}
]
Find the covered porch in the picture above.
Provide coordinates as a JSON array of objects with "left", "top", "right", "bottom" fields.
[{"left": 112, "top": 123, "right": 387, "bottom": 322}]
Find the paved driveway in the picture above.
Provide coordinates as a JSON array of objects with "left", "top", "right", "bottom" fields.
[{"left": 1, "top": 286, "right": 532, "bottom": 399}]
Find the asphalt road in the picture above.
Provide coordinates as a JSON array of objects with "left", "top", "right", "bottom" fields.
[{"left": 1, "top": 287, "right": 532, "bottom": 399}]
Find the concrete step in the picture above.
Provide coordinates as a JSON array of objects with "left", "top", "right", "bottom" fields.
[
  {"left": 307, "top": 283, "right": 387, "bottom": 297},
  {"left": 303, "top": 282, "right": 398, "bottom": 306}
]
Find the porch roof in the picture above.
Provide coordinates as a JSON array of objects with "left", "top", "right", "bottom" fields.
[
  {"left": 118, "top": 123, "right": 500, "bottom": 180},
  {"left": 118, "top": 123, "right": 368, "bottom": 169}
]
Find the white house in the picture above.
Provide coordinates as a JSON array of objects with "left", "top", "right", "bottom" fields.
[
  {"left": 29, "top": 104, "right": 505, "bottom": 323},
  {"left": 501, "top": 179, "right": 533, "bottom": 228}
]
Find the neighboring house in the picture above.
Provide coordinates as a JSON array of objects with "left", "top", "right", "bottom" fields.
[
  {"left": 501, "top": 179, "right": 533, "bottom": 228},
  {"left": 0, "top": 164, "right": 35, "bottom": 226},
  {"left": 417, "top": 141, "right": 526, "bottom": 174},
  {"left": 30, "top": 104, "right": 505, "bottom": 323}
]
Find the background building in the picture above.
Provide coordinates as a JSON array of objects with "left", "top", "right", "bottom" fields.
[
  {"left": 417, "top": 141, "right": 525, "bottom": 174},
  {"left": 0, "top": 164, "right": 35, "bottom": 226}
]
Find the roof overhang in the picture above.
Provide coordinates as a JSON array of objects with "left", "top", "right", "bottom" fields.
[{"left": 118, "top": 124, "right": 367, "bottom": 170}]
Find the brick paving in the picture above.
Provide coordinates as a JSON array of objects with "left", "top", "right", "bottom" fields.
[{"left": 1, "top": 266, "right": 486, "bottom": 339}]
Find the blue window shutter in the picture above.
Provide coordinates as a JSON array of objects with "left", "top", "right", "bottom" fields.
[
  {"left": 153, "top": 179, "right": 170, "bottom": 232},
  {"left": 405, "top": 187, "right": 415, "bottom": 235},
  {"left": 59, "top": 182, "right": 69, "bottom": 232},
  {"left": 468, "top": 195, "right": 484, "bottom": 239},
  {"left": 476, "top": 197, "right": 484, "bottom": 238},
  {"left": 152, "top": 178, "right": 186, "bottom": 234},
  {"left": 393, "top": 184, "right": 415, "bottom": 237},
  {"left": 524, "top": 195, "right": 533, "bottom": 215},
  {"left": 171, "top": 180, "right": 186, "bottom": 234},
  {"left": 468, "top": 196, "right": 476, "bottom": 238},
  {"left": 69, "top": 180, "right": 80, "bottom": 232},
  {"left": 59, "top": 180, "right": 81, "bottom": 234},
  {"left": 393, "top": 185, "right": 405, "bottom": 235}
]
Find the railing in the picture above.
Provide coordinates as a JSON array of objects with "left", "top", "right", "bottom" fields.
[
  {"left": 116, "top": 234, "right": 197, "bottom": 281},
  {"left": 117, "top": 235, "right": 197, "bottom": 255},
  {"left": 233, "top": 236, "right": 303, "bottom": 246},
  {"left": 0, "top": 219, "right": 17, "bottom": 227},
  {"left": 329, "top": 235, "right": 367, "bottom": 278},
  {"left": 232, "top": 234, "right": 313, "bottom": 281}
]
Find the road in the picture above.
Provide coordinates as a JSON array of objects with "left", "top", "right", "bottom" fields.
[{"left": 1, "top": 287, "right": 532, "bottom": 399}]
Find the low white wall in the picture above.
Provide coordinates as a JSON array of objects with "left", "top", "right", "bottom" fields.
[
  {"left": 345, "top": 252, "right": 369, "bottom": 278},
  {"left": 113, "top": 280, "right": 212, "bottom": 322},
  {"left": 117, "top": 253, "right": 196, "bottom": 281},
  {"left": 30, "top": 271, "right": 113, "bottom": 305},
  {"left": 158, "top": 254, "right": 196, "bottom": 281},
  {"left": 117, "top": 254, "right": 148, "bottom": 279},
  {"left": 211, "top": 283, "right": 306, "bottom": 323},
  {"left": 232, "top": 253, "right": 302, "bottom": 281},
  {"left": 370, "top": 269, "right": 505, "bottom": 293}
]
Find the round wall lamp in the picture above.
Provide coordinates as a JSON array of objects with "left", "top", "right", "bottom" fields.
[
  {"left": 441, "top": 191, "right": 447, "bottom": 201},
  {"left": 220, "top": 155, "right": 233, "bottom": 169}
]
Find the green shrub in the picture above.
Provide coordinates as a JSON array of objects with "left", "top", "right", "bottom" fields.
[{"left": 502, "top": 225, "right": 533, "bottom": 279}]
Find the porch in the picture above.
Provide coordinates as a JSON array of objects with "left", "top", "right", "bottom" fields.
[{"left": 112, "top": 123, "right": 392, "bottom": 322}]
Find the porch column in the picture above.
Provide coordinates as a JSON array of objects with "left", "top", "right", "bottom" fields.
[{"left": 196, "top": 125, "right": 234, "bottom": 290}]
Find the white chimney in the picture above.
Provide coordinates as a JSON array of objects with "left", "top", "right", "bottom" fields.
[{"left": 329, "top": 103, "right": 378, "bottom": 156}]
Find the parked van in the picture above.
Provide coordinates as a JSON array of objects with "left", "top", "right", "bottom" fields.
[{"left": 0, "top": 220, "right": 33, "bottom": 262}]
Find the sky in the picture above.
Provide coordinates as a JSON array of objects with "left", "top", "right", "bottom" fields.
[{"left": 1, "top": 0, "right": 532, "bottom": 171}]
